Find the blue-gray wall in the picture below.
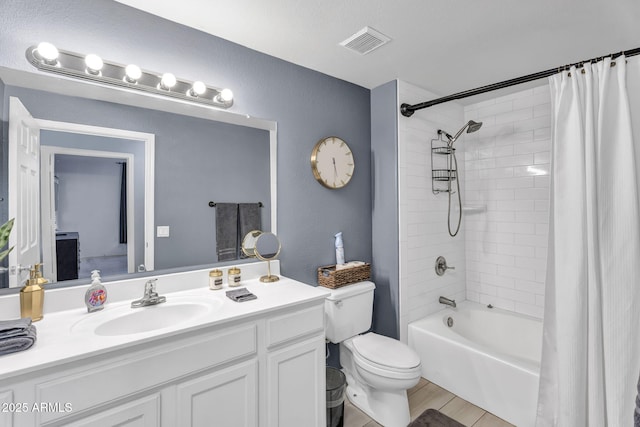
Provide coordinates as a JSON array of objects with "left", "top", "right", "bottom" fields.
[
  {"left": 371, "top": 81, "right": 399, "bottom": 338},
  {"left": 0, "top": 0, "right": 372, "bottom": 287}
]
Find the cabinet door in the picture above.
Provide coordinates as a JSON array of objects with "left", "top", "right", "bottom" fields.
[
  {"left": 63, "top": 394, "right": 160, "bottom": 427},
  {"left": 0, "top": 390, "right": 13, "bottom": 427},
  {"left": 266, "top": 336, "right": 325, "bottom": 427},
  {"left": 177, "top": 360, "right": 258, "bottom": 427}
]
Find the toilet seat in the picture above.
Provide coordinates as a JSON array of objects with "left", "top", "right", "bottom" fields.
[{"left": 350, "top": 333, "right": 421, "bottom": 377}]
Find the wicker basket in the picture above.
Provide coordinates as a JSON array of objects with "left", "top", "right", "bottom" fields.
[{"left": 317, "top": 263, "right": 371, "bottom": 289}]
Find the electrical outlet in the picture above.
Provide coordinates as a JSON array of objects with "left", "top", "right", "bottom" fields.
[{"left": 157, "top": 226, "right": 170, "bottom": 237}]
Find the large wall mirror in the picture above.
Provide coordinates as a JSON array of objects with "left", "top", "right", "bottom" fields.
[{"left": 0, "top": 67, "right": 277, "bottom": 291}]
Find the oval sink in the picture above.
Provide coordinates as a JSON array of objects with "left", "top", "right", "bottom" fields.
[{"left": 71, "top": 300, "right": 222, "bottom": 336}]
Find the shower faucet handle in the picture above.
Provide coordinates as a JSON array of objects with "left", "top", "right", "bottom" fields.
[{"left": 435, "top": 256, "right": 454, "bottom": 276}]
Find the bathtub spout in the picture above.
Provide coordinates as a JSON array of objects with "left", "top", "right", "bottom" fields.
[{"left": 439, "top": 296, "right": 456, "bottom": 308}]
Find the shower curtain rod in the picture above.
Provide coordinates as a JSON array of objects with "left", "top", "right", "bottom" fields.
[{"left": 400, "top": 46, "right": 640, "bottom": 117}]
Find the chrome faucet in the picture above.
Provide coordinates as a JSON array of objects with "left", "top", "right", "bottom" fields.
[
  {"left": 439, "top": 296, "right": 457, "bottom": 308},
  {"left": 131, "top": 279, "right": 166, "bottom": 308}
]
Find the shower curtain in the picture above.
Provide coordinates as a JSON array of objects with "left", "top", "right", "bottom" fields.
[{"left": 537, "top": 56, "right": 640, "bottom": 426}]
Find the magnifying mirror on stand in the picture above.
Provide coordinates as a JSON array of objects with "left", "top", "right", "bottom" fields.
[{"left": 242, "top": 230, "right": 281, "bottom": 282}]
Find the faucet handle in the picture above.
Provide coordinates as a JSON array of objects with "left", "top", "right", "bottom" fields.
[
  {"left": 435, "top": 256, "right": 455, "bottom": 276},
  {"left": 144, "top": 278, "right": 158, "bottom": 293}
]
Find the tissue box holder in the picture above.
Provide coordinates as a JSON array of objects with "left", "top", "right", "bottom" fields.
[{"left": 317, "top": 263, "right": 371, "bottom": 289}]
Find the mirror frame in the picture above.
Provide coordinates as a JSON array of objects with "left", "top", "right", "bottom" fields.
[
  {"left": 0, "top": 66, "right": 277, "bottom": 291},
  {"left": 254, "top": 232, "right": 281, "bottom": 261}
]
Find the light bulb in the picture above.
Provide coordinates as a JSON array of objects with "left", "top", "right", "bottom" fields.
[
  {"left": 36, "top": 42, "right": 59, "bottom": 64},
  {"left": 217, "top": 88, "right": 233, "bottom": 103},
  {"left": 84, "top": 54, "right": 103, "bottom": 74},
  {"left": 124, "top": 64, "right": 142, "bottom": 83},
  {"left": 190, "top": 81, "right": 206, "bottom": 97},
  {"left": 160, "top": 73, "right": 177, "bottom": 90}
]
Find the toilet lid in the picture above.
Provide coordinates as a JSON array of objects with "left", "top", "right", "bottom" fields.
[{"left": 351, "top": 333, "right": 421, "bottom": 370}]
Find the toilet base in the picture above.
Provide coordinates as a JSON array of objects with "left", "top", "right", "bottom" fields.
[{"left": 343, "top": 374, "right": 411, "bottom": 427}]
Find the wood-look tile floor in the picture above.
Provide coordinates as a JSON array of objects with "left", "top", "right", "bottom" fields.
[{"left": 343, "top": 377, "right": 515, "bottom": 427}]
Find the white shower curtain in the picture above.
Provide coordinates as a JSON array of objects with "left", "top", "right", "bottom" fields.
[{"left": 537, "top": 56, "right": 640, "bottom": 426}]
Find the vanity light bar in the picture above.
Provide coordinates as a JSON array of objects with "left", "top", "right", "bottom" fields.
[{"left": 26, "top": 43, "right": 234, "bottom": 109}]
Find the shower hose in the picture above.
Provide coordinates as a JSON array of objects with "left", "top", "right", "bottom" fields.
[{"left": 447, "top": 150, "right": 462, "bottom": 237}]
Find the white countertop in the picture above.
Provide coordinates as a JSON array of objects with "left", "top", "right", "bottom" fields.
[{"left": 0, "top": 262, "right": 330, "bottom": 382}]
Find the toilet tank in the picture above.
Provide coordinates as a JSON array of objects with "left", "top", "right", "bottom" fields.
[{"left": 325, "top": 281, "right": 376, "bottom": 344}]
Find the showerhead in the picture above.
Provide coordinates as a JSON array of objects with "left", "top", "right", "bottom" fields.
[
  {"left": 466, "top": 120, "right": 483, "bottom": 133},
  {"left": 440, "top": 120, "right": 483, "bottom": 146}
]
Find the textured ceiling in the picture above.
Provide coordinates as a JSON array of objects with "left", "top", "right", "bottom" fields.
[{"left": 115, "top": 0, "right": 640, "bottom": 99}]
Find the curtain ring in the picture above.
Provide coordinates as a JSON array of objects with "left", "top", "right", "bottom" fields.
[{"left": 578, "top": 62, "right": 586, "bottom": 74}]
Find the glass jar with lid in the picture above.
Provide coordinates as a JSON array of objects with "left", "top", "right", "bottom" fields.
[
  {"left": 228, "top": 267, "right": 241, "bottom": 287},
  {"left": 209, "top": 269, "right": 223, "bottom": 290}
]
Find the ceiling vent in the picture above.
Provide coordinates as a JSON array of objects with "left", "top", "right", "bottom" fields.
[{"left": 340, "top": 26, "right": 391, "bottom": 55}]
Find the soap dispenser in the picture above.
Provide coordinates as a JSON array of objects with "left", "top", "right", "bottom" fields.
[
  {"left": 85, "top": 270, "right": 107, "bottom": 313},
  {"left": 20, "top": 263, "right": 47, "bottom": 321}
]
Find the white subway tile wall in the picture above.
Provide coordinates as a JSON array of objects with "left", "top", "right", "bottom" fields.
[
  {"left": 463, "top": 85, "right": 551, "bottom": 318},
  {"left": 398, "top": 82, "right": 551, "bottom": 341},
  {"left": 398, "top": 81, "right": 466, "bottom": 342}
]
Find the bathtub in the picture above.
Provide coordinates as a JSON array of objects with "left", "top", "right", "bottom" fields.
[{"left": 408, "top": 301, "right": 542, "bottom": 427}]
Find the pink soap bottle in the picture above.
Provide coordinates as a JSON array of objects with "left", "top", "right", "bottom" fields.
[{"left": 85, "top": 270, "right": 107, "bottom": 313}]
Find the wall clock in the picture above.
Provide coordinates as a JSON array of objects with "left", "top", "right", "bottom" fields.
[{"left": 310, "top": 136, "right": 355, "bottom": 189}]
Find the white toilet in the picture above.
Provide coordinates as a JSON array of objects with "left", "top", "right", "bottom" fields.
[{"left": 325, "top": 281, "right": 422, "bottom": 427}]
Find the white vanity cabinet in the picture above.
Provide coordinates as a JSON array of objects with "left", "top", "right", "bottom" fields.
[
  {"left": 0, "top": 297, "right": 326, "bottom": 427},
  {"left": 0, "top": 389, "right": 15, "bottom": 427}
]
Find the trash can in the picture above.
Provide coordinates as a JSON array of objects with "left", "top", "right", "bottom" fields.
[{"left": 326, "top": 366, "right": 347, "bottom": 427}]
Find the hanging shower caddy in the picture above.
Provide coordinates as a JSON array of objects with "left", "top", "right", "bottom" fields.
[{"left": 431, "top": 132, "right": 457, "bottom": 194}]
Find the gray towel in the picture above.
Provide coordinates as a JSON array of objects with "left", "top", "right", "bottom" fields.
[
  {"left": 239, "top": 203, "right": 261, "bottom": 259},
  {"left": 0, "top": 318, "right": 36, "bottom": 356},
  {"left": 216, "top": 203, "right": 239, "bottom": 261},
  {"left": 226, "top": 287, "right": 257, "bottom": 302}
]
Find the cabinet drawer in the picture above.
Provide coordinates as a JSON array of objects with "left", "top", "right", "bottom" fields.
[
  {"left": 266, "top": 304, "right": 324, "bottom": 348},
  {"left": 63, "top": 393, "right": 160, "bottom": 427},
  {"left": 36, "top": 323, "right": 256, "bottom": 424}
]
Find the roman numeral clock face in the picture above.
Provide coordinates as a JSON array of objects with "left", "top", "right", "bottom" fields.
[{"left": 310, "top": 136, "right": 355, "bottom": 189}]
